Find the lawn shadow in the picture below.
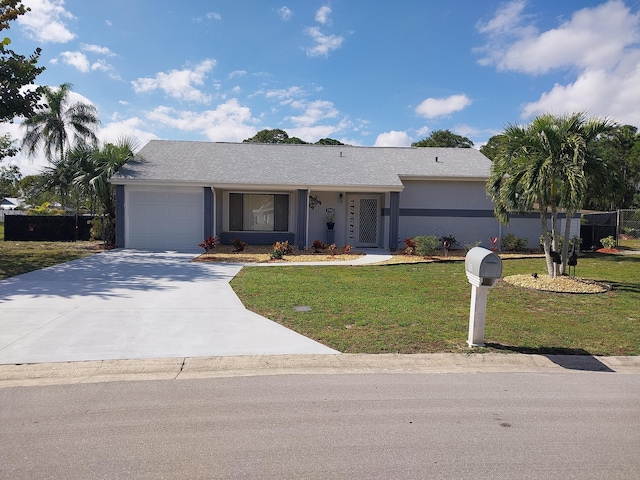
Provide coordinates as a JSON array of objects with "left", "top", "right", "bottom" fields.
[{"left": 485, "top": 343, "right": 615, "bottom": 372}]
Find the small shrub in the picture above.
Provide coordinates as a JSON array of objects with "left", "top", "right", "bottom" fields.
[
  {"left": 342, "top": 245, "right": 352, "bottom": 255},
  {"left": 414, "top": 235, "right": 439, "bottom": 257},
  {"left": 198, "top": 235, "right": 220, "bottom": 252},
  {"left": 600, "top": 235, "right": 616, "bottom": 249},
  {"left": 404, "top": 237, "right": 416, "bottom": 255},
  {"left": 270, "top": 240, "right": 294, "bottom": 259},
  {"left": 501, "top": 233, "right": 528, "bottom": 252},
  {"left": 90, "top": 218, "right": 103, "bottom": 241},
  {"left": 231, "top": 237, "right": 247, "bottom": 252},
  {"left": 312, "top": 239, "right": 327, "bottom": 253},
  {"left": 439, "top": 234, "right": 458, "bottom": 249},
  {"left": 269, "top": 249, "right": 284, "bottom": 259},
  {"left": 327, "top": 243, "right": 336, "bottom": 257}
]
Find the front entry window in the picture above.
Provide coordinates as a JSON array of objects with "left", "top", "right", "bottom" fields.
[{"left": 229, "top": 193, "right": 289, "bottom": 231}]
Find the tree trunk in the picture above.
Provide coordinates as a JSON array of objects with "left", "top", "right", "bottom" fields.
[
  {"left": 550, "top": 200, "right": 559, "bottom": 278},
  {"left": 540, "top": 206, "right": 555, "bottom": 277},
  {"left": 560, "top": 210, "right": 574, "bottom": 275}
]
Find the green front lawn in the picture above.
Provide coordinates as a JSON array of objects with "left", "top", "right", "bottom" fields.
[
  {"left": 231, "top": 254, "right": 640, "bottom": 356},
  {"left": 0, "top": 240, "right": 100, "bottom": 281}
]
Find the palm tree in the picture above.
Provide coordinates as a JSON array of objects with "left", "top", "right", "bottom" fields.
[
  {"left": 21, "top": 83, "right": 100, "bottom": 163},
  {"left": 70, "top": 137, "right": 140, "bottom": 245},
  {"left": 487, "top": 112, "right": 615, "bottom": 277}
]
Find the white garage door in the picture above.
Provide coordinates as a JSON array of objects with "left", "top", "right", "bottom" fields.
[{"left": 126, "top": 187, "right": 204, "bottom": 251}]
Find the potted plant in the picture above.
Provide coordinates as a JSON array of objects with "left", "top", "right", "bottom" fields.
[{"left": 326, "top": 212, "right": 335, "bottom": 230}]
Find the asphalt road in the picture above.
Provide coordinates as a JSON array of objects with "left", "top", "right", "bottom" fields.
[{"left": 1, "top": 372, "right": 639, "bottom": 479}]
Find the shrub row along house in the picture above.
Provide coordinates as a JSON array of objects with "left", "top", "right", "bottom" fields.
[{"left": 109, "top": 140, "right": 548, "bottom": 252}]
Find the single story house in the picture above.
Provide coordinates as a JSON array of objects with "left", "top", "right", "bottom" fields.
[
  {"left": 109, "top": 140, "right": 546, "bottom": 252},
  {"left": 1, "top": 197, "right": 23, "bottom": 210}
]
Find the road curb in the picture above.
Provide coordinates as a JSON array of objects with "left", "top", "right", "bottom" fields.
[{"left": 1, "top": 353, "right": 639, "bottom": 388}]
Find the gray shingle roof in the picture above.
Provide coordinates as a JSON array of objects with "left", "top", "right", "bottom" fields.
[{"left": 110, "top": 140, "right": 491, "bottom": 190}]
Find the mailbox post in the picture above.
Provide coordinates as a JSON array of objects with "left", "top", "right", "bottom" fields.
[{"left": 464, "top": 247, "right": 502, "bottom": 347}]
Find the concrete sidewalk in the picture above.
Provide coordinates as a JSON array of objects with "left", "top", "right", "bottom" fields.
[
  {"left": 1, "top": 353, "right": 639, "bottom": 388},
  {"left": 0, "top": 250, "right": 338, "bottom": 365}
]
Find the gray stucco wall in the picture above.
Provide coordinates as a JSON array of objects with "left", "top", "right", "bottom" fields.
[{"left": 397, "top": 180, "right": 499, "bottom": 248}]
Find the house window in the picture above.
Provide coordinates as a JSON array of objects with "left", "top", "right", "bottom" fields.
[{"left": 229, "top": 193, "right": 289, "bottom": 231}]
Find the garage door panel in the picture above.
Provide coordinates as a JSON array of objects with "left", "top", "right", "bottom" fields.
[{"left": 126, "top": 187, "right": 204, "bottom": 251}]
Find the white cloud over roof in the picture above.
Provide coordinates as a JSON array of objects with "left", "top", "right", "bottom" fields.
[
  {"left": 415, "top": 95, "right": 472, "bottom": 119},
  {"left": 131, "top": 60, "right": 217, "bottom": 104},
  {"left": 477, "top": 0, "right": 640, "bottom": 125}
]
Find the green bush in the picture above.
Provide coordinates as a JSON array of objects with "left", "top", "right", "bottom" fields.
[
  {"left": 414, "top": 235, "right": 439, "bottom": 256},
  {"left": 600, "top": 235, "right": 616, "bottom": 249},
  {"left": 501, "top": 233, "right": 528, "bottom": 251}
]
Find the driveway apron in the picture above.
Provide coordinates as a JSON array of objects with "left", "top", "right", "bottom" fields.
[{"left": 0, "top": 250, "right": 338, "bottom": 364}]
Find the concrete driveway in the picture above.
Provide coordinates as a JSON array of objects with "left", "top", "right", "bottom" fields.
[{"left": 0, "top": 250, "right": 338, "bottom": 365}]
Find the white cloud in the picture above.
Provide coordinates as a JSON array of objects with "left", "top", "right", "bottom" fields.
[
  {"left": 229, "top": 70, "right": 247, "bottom": 79},
  {"left": 206, "top": 12, "right": 222, "bottom": 21},
  {"left": 58, "top": 51, "right": 91, "bottom": 72},
  {"left": 81, "top": 44, "right": 116, "bottom": 57},
  {"left": 287, "top": 100, "right": 338, "bottom": 127},
  {"left": 55, "top": 51, "right": 114, "bottom": 74},
  {"left": 415, "top": 126, "right": 430, "bottom": 137},
  {"left": 521, "top": 62, "right": 640, "bottom": 125},
  {"left": 264, "top": 86, "right": 304, "bottom": 101},
  {"left": 131, "top": 59, "right": 216, "bottom": 104},
  {"left": 18, "top": 0, "right": 75, "bottom": 43},
  {"left": 415, "top": 94, "right": 472, "bottom": 119},
  {"left": 305, "top": 26, "right": 344, "bottom": 57},
  {"left": 145, "top": 99, "right": 256, "bottom": 142},
  {"left": 478, "top": 0, "right": 640, "bottom": 126},
  {"left": 98, "top": 117, "right": 158, "bottom": 147},
  {"left": 315, "top": 6, "right": 332, "bottom": 25},
  {"left": 277, "top": 6, "right": 293, "bottom": 20},
  {"left": 374, "top": 131, "right": 413, "bottom": 147},
  {"left": 477, "top": 0, "right": 640, "bottom": 74}
]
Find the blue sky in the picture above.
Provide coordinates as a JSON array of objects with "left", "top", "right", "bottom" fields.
[{"left": 3, "top": 0, "right": 640, "bottom": 174}]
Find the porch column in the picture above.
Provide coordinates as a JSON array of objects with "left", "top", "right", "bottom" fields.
[
  {"left": 204, "top": 187, "right": 213, "bottom": 238},
  {"left": 115, "top": 185, "right": 125, "bottom": 248},
  {"left": 296, "top": 189, "right": 309, "bottom": 249},
  {"left": 389, "top": 191, "right": 400, "bottom": 251}
]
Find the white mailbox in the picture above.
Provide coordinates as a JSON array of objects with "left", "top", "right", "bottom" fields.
[
  {"left": 464, "top": 247, "right": 502, "bottom": 347},
  {"left": 465, "top": 247, "right": 502, "bottom": 287}
]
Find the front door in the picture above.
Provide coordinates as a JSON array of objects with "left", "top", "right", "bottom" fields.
[{"left": 348, "top": 195, "right": 380, "bottom": 247}]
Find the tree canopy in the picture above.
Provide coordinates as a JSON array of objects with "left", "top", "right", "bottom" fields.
[
  {"left": 0, "top": 0, "right": 45, "bottom": 122},
  {"left": 243, "top": 129, "right": 344, "bottom": 145},
  {"left": 21, "top": 83, "right": 100, "bottom": 163},
  {"left": 483, "top": 124, "right": 640, "bottom": 210},
  {"left": 487, "top": 112, "right": 616, "bottom": 277},
  {"left": 412, "top": 130, "right": 474, "bottom": 148}
]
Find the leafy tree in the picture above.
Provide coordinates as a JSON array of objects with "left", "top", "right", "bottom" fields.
[
  {"left": 479, "top": 135, "right": 505, "bottom": 161},
  {"left": 412, "top": 130, "right": 474, "bottom": 148},
  {"left": 18, "top": 174, "right": 56, "bottom": 206},
  {"left": 1, "top": 0, "right": 45, "bottom": 122},
  {"left": 0, "top": 163, "right": 20, "bottom": 197},
  {"left": 40, "top": 156, "right": 88, "bottom": 211},
  {"left": 583, "top": 125, "right": 640, "bottom": 210},
  {"left": 315, "top": 138, "right": 344, "bottom": 145},
  {"left": 0, "top": 133, "right": 17, "bottom": 160},
  {"left": 487, "top": 112, "right": 615, "bottom": 277},
  {"left": 243, "top": 129, "right": 344, "bottom": 145},
  {"left": 21, "top": 83, "right": 100, "bottom": 163},
  {"left": 243, "top": 129, "right": 291, "bottom": 144},
  {"left": 282, "top": 136, "right": 309, "bottom": 144},
  {"left": 68, "top": 137, "right": 139, "bottom": 245}
]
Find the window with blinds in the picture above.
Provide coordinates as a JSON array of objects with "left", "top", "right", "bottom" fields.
[{"left": 229, "top": 193, "right": 289, "bottom": 231}]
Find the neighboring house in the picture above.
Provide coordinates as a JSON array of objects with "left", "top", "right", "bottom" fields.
[
  {"left": 109, "top": 140, "right": 543, "bottom": 251},
  {"left": 0, "top": 197, "right": 23, "bottom": 210}
]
